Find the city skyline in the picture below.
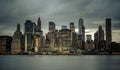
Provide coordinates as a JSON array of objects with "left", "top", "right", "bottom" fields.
[
  {"left": 0, "top": 0, "right": 120, "bottom": 42},
  {"left": 1, "top": 17, "right": 119, "bottom": 55}
]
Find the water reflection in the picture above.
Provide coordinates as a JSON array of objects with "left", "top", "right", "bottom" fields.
[{"left": 0, "top": 55, "right": 120, "bottom": 70}]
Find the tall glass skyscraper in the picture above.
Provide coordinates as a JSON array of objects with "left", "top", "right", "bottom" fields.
[
  {"left": 78, "top": 18, "right": 85, "bottom": 50},
  {"left": 24, "top": 20, "right": 34, "bottom": 52},
  {"left": 105, "top": 18, "right": 112, "bottom": 52}
]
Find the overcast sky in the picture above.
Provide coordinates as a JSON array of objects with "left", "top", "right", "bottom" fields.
[{"left": 0, "top": 0, "right": 120, "bottom": 42}]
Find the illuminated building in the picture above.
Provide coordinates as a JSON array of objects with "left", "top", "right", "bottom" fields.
[
  {"left": 33, "top": 17, "right": 43, "bottom": 53},
  {"left": 46, "top": 21, "right": 58, "bottom": 51},
  {"left": 11, "top": 24, "right": 23, "bottom": 54},
  {"left": 24, "top": 20, "right": 35, "bottom": 52},
  {"left": 58, "top": 26, "right": 72, "bottom": 51}
]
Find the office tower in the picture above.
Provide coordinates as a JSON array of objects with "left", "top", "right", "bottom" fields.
[
  {"left": 0, "top": 36, "right": 12, "bottom": 54},
  {"left": 42, "top": 36, "right": 46, "bottom": 49},
  {"left": 34, "top": 17, "right": 43, "bottom": 53},
  {"left": 98, "top": 26, "right": 104, "bottom": 42},
  {"left": 24, "top": 20, "right": 34, "bottom": 52},
  {"left": 37, "top": 17, "right": 41, "bottom": 31},
  {"left": 94, "top": 25, "right": 104, "bottom": 51},
  {"left": 49, "top": 22, "right": 56, "bottom": 32},
  {"left": 69, "top": 22, "right": 77, "bottom": 50},
  {"left": 94, "top": 31, "right": 98, "bottom": 50},
  {"left": 11, "top": 24, "right": 23, "bottom": 54},
  {"left": 85, "top": 35, "right": 94, "bottom": 51},
  {"left": 46, "top": 31, "right": 57, "bottom": 51},
  {"left": 98, "top": 25, "right": 104, "bottom": 50},
  {"left": 58, "top": 26, "right": 72, "bottom": 52},
  {"left": 105, "top": 18, "right": 112, "bottom": 52},
  {"left": 78, "top": 18, "right": 85, "bottom": 50},
  {"left": 70, "top": 22, "right": 75, "bottom": 32},
  {"left": 33, "top": 35, "right": 40, "bottom": 53},
  {"left": 46, "top": 22, "right": 58, "bottom": 51}
]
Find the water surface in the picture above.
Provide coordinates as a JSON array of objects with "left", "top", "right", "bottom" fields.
[{"left": 0, "top": 55, "right": 120, "bottom": 70}]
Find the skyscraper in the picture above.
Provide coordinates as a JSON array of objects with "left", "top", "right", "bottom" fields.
[
  {"left": 78, "top": 18, "right": 83, "bottom": 35},
  {"left": 78, "top": 18, "right": 85, "bottom": 50},
  {"left": 46, "top": 21, "right": 58, "bottom": 51},
  {"left": 70, "top": 22, "right": 75, "bottom": 32},
  {"left": 24, "top": 20, "right": 34, "bottom": 52},
  {"left": 34, "top": 17, "right": 43, "bottom": 53},
  {"left": 70, "top": 22, "right": 77, "bottom": 50},
  {"left": 49, "top": 22, "right": 55, "bottom": 32},
  {"left": 85, "top": 35, "right": 94, "bottom": 51},
  {"left": 58, "top": 26, "right": 72, "bottom": 52},
  {"left": 37, "top": 17, "right": 41, "bottom": 31},
  {"left": 11, "top": 24, "right": 23, "bottom": 54},
  {"left": 105, "top": 18, "right": 112, "bottom": 52},
  {"left": 94, "top": 25, "right": 104, "bottom": 51}
]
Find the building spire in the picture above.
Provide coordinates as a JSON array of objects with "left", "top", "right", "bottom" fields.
[{"left": 37, "top": 17, "right": 41, "bottom": 31}]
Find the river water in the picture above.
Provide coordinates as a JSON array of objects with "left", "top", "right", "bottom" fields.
[{"left": 0, "top": 55, "right": 120, "bottom": 70}]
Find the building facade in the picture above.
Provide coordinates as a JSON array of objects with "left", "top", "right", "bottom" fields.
[
  {"left": 49, "top": 22, "right": 55, "bottom": 32},
  {"left": 78, "top": 18, "right": 85, "bottom": 50},
  {"left": 0, "top": 36, "right": 12, "bottom": 54},
  {"left": 24, "top": 20, "right": 35, "bottom": 52},
  {"left": 11, "top": 24, "right": 23, "bottom": 54},
  {"left": 105, "top": 18, "right": 112, "bottom": 52},
  {"left": 58, "top": 26, "right": 72, "bottom": 52},
  {"left": 46, "top": 21, "right": 58, "bottom": 52},
  {"left": 70, "top": 22, "right": 78, "bottom": 50},
  {"left": 94, "top": 25, "right": 104, "bottom": 51},
  {"left": 33, "top": 17, "right": 43, "bottom": 53},
  {"left": 85, "top": 35, "right": 94, "bottom": 51}
]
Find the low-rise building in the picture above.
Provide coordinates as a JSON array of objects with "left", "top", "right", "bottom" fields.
[{"left": 0, "top": 36, "right": 12, "bottom": 54}]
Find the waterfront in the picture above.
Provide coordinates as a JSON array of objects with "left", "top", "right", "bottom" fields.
[{"left": 0, "top": 55, "right": 120, "bottom": 70}]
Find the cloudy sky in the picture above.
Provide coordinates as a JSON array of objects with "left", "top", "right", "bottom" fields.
[{"left": 0, "top": 0, "right": 120, "bottom": 42}]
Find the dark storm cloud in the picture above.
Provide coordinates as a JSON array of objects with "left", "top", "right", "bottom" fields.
[{"left": 0, "top": 0, "right": 120, "bottom": 36}]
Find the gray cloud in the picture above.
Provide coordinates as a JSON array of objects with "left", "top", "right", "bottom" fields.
[{"left": 0, "top": 0, "right": 120, "bottom": 42}]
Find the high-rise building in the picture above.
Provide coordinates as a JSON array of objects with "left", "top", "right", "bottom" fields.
[
  {"left": 78, "top": 18, "right": 85, "bottom": 50},
  {"left": 98, "top": 25, "right": 104, "bottom": 50},
  {"left": 58, "top": 26, "right": 72, "bottom": 52},
  {"left": 46, "top": 22, "right": 58, "bottom": 51},
  {"left": 94, "top": 25, "right": 104, "bottom": 51},
  {"left": 33, "top": 35, "right": 40, "bottom": 53},
  {"left": 49, "top": 22, "right": 55, "bottom": 32},
  {"left": 11, "top": 24, "right": 23, "bottom": 54},
  {"left": 69, "top": 22, "right": 78, "bottom": 50},
  {"left": 94, "top": 31, "right": 98, "bottom": 50},
  {"left": 46, "top": 31, "right": 58, "bottom": 51},
  {"left": 0, "top": 36, "right": 12, "bottom": 54},
  {"left": 70, "top": 22, "right": 75, "bottom": 32},
  {"left": 85, "top": 35, "right": 94, "bottom": 51},
  {"left": 37, "top": 17, "right": 41, "bottom": 31},
  {"left": 78, "top": 18, "right": 83, "bottom": 35},
  {"left": 105, "top": 18, "right": 112, "bottom": 52},
  {"left": 33, "top": 17, "right": 43, "bottom": 53},
  {"left": 24, "top": 20, "right": 35, "bottom": 52},
  {"left": 98, "top": 26, "right": 104, "bottom": 42}
]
